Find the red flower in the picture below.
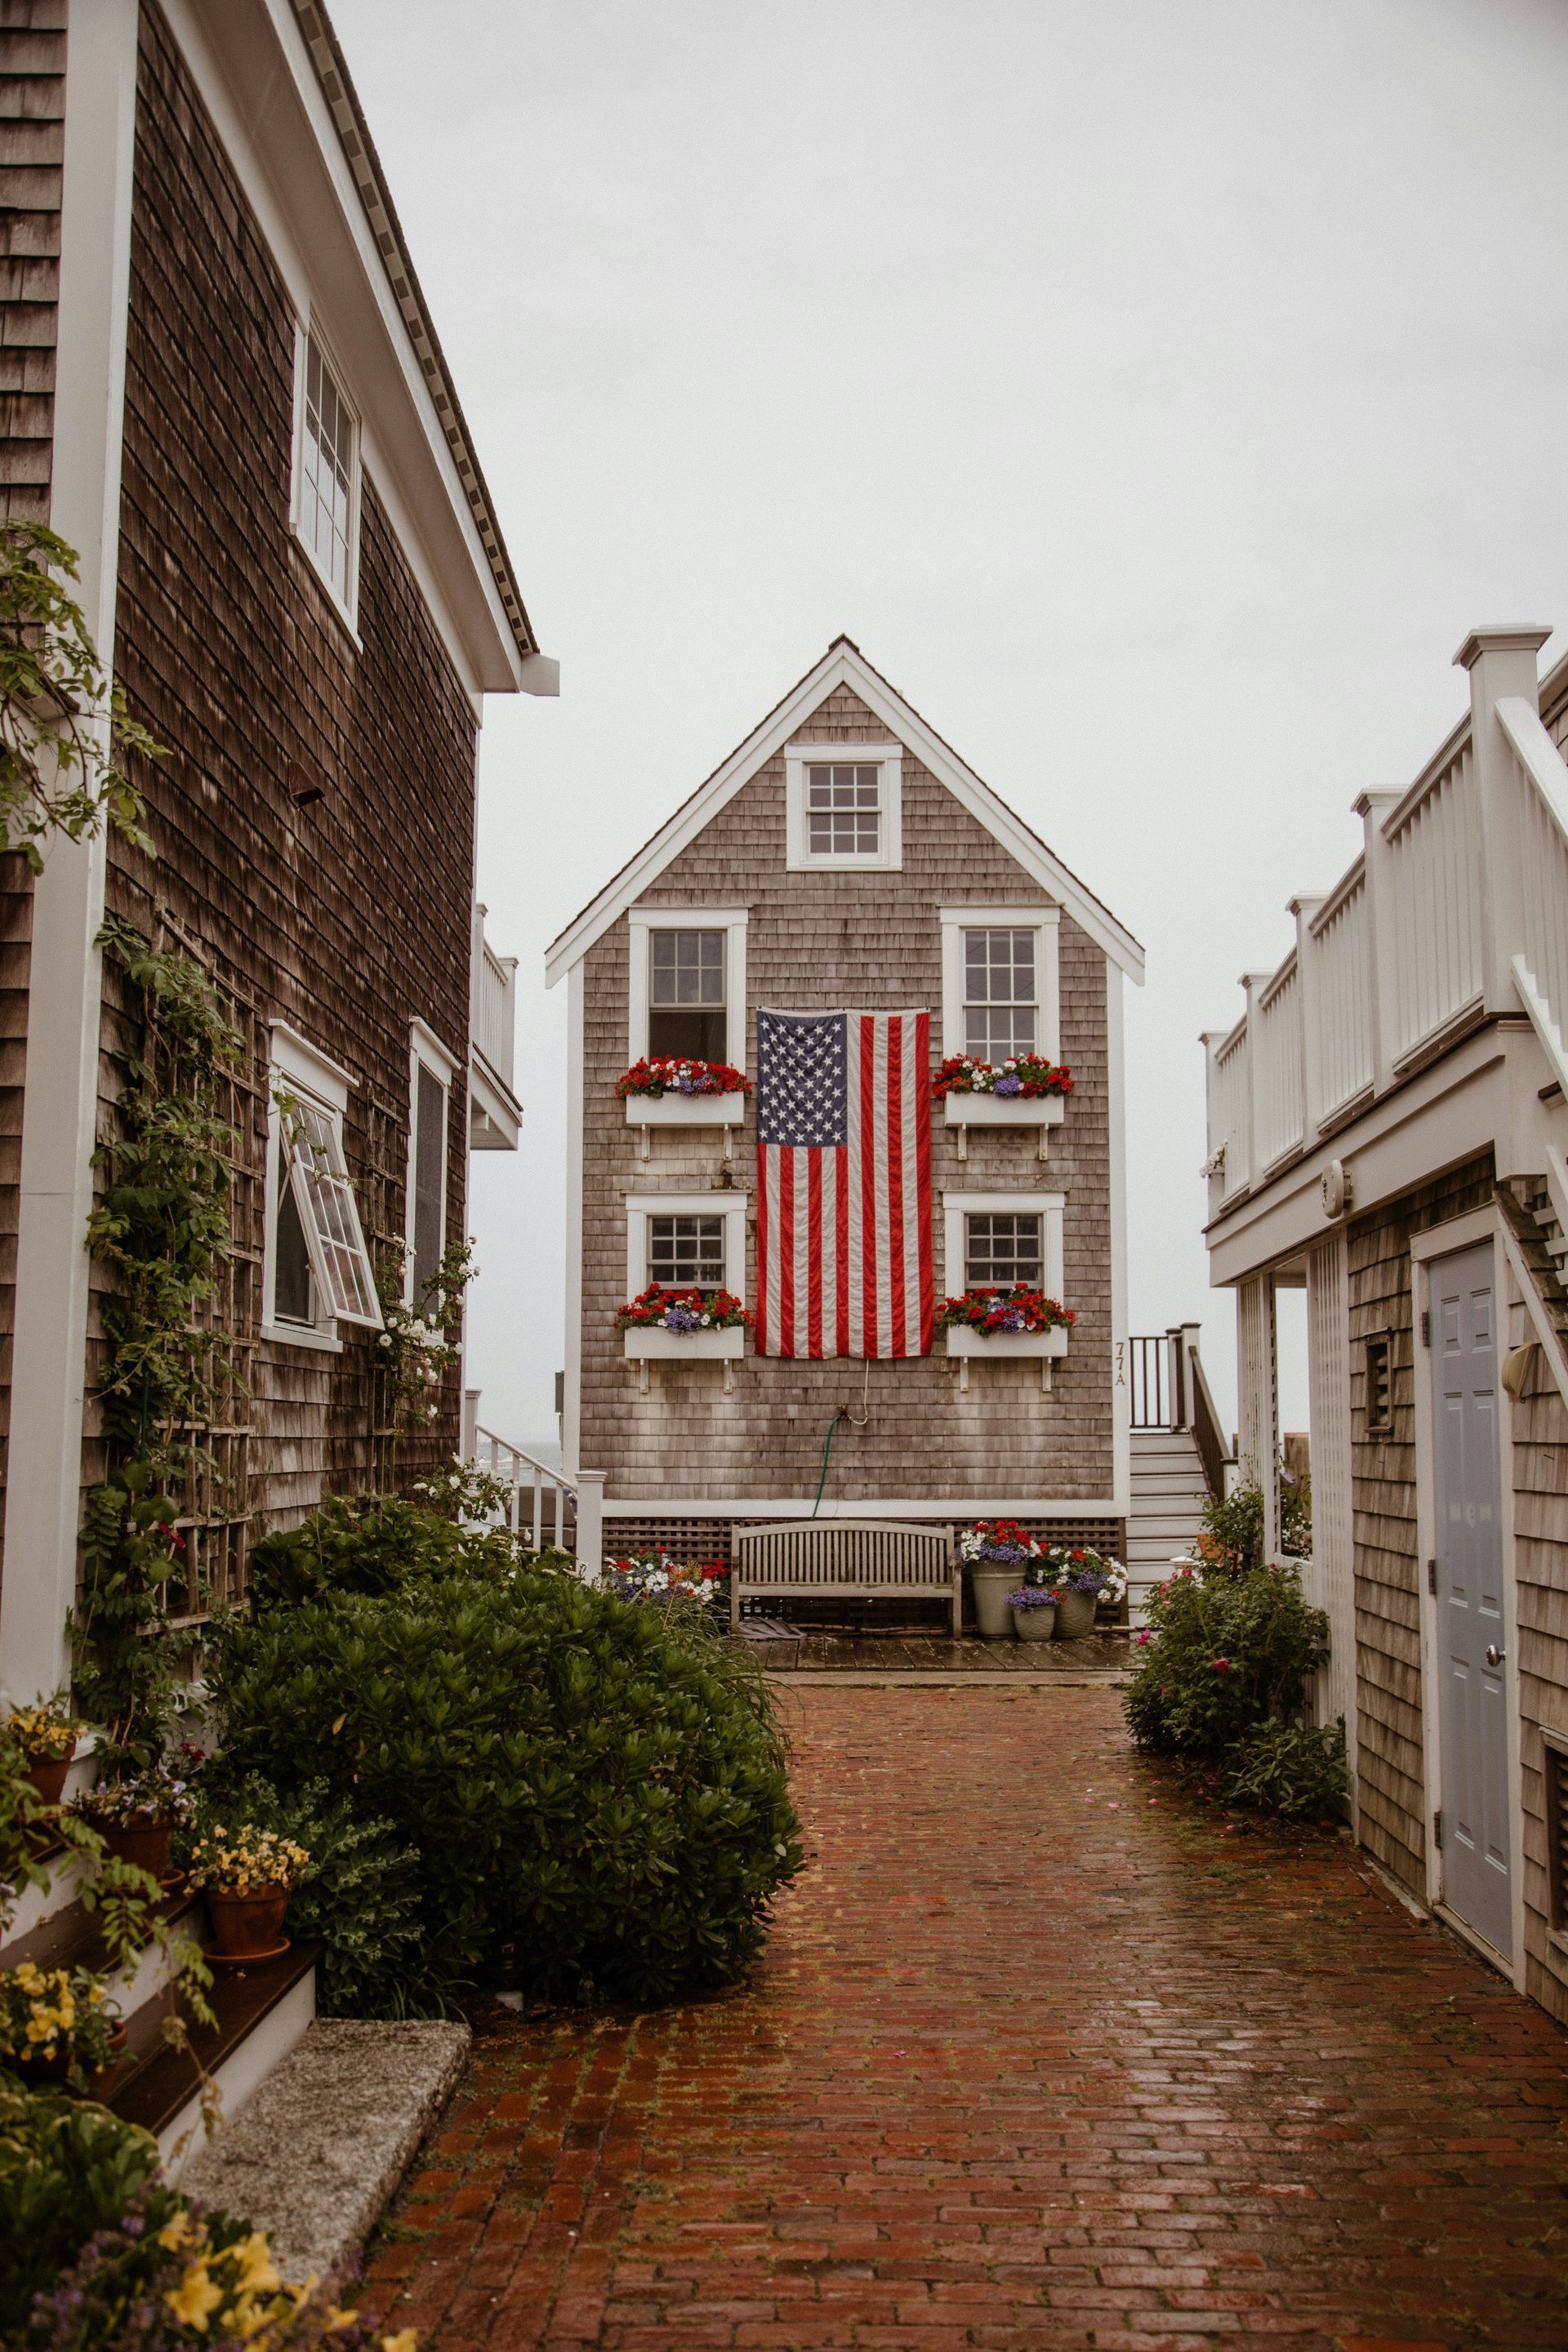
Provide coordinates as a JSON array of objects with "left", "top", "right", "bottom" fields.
[{"left": 1211, "top": 1656, "right": 1232, "bottom": 1673}]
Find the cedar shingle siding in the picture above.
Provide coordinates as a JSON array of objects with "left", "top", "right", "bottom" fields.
[
  {"left": 1348, "top": 1154, "right": 1495, "bottom": 1895},
  {"left": 579, "top": 684, "right": 1116, "bottom": 1515},
  {"left": 92, "top": 2, "right": 474, "bottom": 1524}
]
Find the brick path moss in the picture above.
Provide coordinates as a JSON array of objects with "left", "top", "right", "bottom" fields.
[{"left": 362, "top": 1686, "right": 1568, "bottom": 2350}]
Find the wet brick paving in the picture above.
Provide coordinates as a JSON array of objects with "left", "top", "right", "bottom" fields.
[{"left": 362, "top": 1683, "right": 1568, "bottom": 2350}]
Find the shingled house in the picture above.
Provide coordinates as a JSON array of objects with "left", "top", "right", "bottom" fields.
[
  {"left": 0, "top": 0, "right": 551, "bottom": 1717},
  {"left": 546, "top": 639, "right": 1144, "bottom": 1585}
]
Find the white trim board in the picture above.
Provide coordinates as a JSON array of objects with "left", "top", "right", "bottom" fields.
[
  {"left": 545, "top": 639, "right": 1144, "bottom": 985},
  {"left": 599, "top": 1496, "right": 1126, "bottom": 1519}
]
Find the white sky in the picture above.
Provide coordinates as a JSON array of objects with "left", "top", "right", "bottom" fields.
[{"left": 332, "top": 0, "right": 1568, "bottom": 1450}]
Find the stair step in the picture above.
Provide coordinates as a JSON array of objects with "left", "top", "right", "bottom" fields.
[{"left": 106, "top": 1940, "right": 320, "bottom": 2154}]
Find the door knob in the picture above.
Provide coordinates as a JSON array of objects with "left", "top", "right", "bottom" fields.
[{"left": 1485, "top": 1644, "right": 1506, "bottom": 1668}]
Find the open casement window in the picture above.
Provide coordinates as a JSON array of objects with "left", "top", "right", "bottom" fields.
[{"left": 278, "top": 1094, "right": 382, "bottom": 1328}]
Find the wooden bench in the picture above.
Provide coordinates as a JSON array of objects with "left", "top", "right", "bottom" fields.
[{"left": 730, "top": 1520, "right": 960, "bottom": 1633}]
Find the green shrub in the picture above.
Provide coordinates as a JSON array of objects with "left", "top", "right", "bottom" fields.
[
  {"left": 183, "top": 1773, "right": 439, "bottom": 2020},
  {"left": 0, "top": 2076, "right": 162, "bottom": 2334},
  {"left": 206, "top": 1549, "right": 803, "bottom": 2006},
  {"left": 1218, "top": 1718, "right": 1348, "bottom": 1820},
  {"left": 247, "top": 1494, "right": 517, "bottom": 1610},
  {"left": 1124, "top": 1559, "right": 1329, "bottom": 1757}
]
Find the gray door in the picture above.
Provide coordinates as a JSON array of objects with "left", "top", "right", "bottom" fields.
[{"left": 1431, "top": 1241, "right": 1511, "bottom": 1958}]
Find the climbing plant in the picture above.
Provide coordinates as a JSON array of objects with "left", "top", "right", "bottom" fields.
[
  {"left": 373, "top": 1233, "right": 476, "bottom": 1442},
  {"left": 0, "top": 519, "right": 158, "bottom": 870},
  {"left": 71, "top": 920, "right": 244, "bottom": 1770}
]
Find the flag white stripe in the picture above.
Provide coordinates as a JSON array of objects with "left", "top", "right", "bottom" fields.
[
  {"left": 902, "top": 1013, "right": 923, "bottom": 1353},
  {"left": 764, "top": 1145, "right": 782, "bottom": 1356},
  {"left": 792, "top": 1148, "right": 811, "bottom": 1352},
  {"left": 820, "top": 1146, "right": 837, "bottom": 1355},
  {"left": 871, "top": 1016, "right": 890, "bottom": 1361},
  {"left": 844, "top": 1018, "right": 863, "bottom": 1356}
]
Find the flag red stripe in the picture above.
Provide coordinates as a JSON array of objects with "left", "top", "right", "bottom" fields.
[
  {"left": 835, "top": 1138, "right": 850, "bottom": 1356},
  {"left": 859, "top": 1016, "right": 878, "bottom": 1358},
  {"left": 807, "top": 1149, "right": 823, "bottom": 1358},
  {"left": 777, "top": 1143, "right": 795, "bottom": 1356},
  {"left": 755, "top": 1143, "right": 769, "bottom": 1355},
  {"left": 915, "top": 1013, "right": 933, "bottom": 1351},
  {"left": 885, "top": 1015, "right": 906, "bottom": 1356}
]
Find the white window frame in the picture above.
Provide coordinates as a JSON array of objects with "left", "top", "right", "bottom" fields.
[
  {"left": 290, "top": 321, "right": 362, "bottom": 628},
  {"left": 627, "top": 907, "right": 749, "bottom": 1069},
  {"left": 262, "top": 1023, "right": 366, "bottom": 1352},
  {"left": 785, "top": 744, "right": 903, "bottom": 871},
  {"left": 940, "top": 906, "right": 1061, "bottom": 1062},
  {"left": 626, "top": 1192, "right": 748, "bottom": 1303},
  {"left": 942, "top": 1191, "right": 1065, "bottom": 1299},
  {"left": 405, "top": 1019, "right": 458, "bottom": 1311}
]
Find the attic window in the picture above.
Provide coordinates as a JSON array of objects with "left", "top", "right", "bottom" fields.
[
  {"left": 292, "top": 328, "right": 359, "bottom": 621},
  {"left": 785, "top": 744, "right": 903, "bottom": 871}
]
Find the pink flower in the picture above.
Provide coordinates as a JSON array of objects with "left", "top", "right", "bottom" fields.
[
  {"left": 1211, "top": 1656, "right": 1232, "bottom": 1673},
  {"left": 1136, "top": 1630, "right": 1152, "bottom": 1646}
]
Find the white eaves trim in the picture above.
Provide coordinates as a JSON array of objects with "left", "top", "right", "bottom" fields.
[{"left": 544, "top": 640, "right": 1144, "bottom": 987}]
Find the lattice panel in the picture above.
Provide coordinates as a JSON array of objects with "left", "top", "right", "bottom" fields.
[{"left": 604, "top": 1518, "right": 733, "bottom": 1568}]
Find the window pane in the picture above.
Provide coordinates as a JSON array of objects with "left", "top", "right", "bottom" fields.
[
  {"left": 648, "top": 1005, "right": 728, "bottom": 1062},
  {"left": 299, "top": 334, "right": 355, "bottom": 604},
  {"left": 806, "top": 763, "right": 881, "bottom": 858},
  {"left": 282, "top": 1094, "right": 382, "bottom": 1326},
  {"left": 650, "top": 930, "right": 725, "bottom": 1008},
  {"left": 964, "top": 1211, "right": 1043, "bottom": 1291},
  {"left": 649, "top": 1214, "right": 726, "bottom": 1289},
  {"left": 412, "top": 1061, "right": 447, "bottom": 1303},
  {"left": 274, "top": 1177, "right": 313, "bottom": 1324}
]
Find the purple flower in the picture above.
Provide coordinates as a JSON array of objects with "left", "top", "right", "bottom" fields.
[
  {"left": 677, "top": 1075, "right": 702, "bottom": 1094},
  {"left": 994, "top": 1306, "right": 1027, "bottom": 1332},
  {"left": 662, "top": 1306, "right": 702, "bottom": 1332},
  {"left": 1007, "top": 1586, "right": 1055, "bottom": 1608},
  {"left": 992, "top": 1072, "right": 1023, "bottom": 1097},
  {"left": 978, "top": 1541, "right": 1030, "bottom": 1563}
]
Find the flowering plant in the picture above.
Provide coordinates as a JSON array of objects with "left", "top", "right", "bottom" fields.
[
  {"left": 933, "top": 1054, "right": 1073, "bottom": 1101},
  {"left": 2, "top": 1695, "right": 83, "bottom": 1762},
  {"left": 72, "top": 1764, "right": 195, "bottom": 1832},
  {"left": 617, "top": 1057, "right": 752, "bottom": 1099},
  {"left": 936, "top": 1286, "right": 1076, "bottom": 1335},
  {"left": 615, "top": 1284, "right": 752, "bottom": 1334},
  {"left": 1005, "top": 1585, "right": 1056, "bottom": 1610},
  {"left": 959, "top": 1517, "right": 1041, "bottom": 1566},
  {"left": 373, "top": 1236, "right": 475, "bottom": 1434},
  {"left": 0, "top": 1959, "right": 118, "bottom": 2087},
  {"left": 185, "top": 1824, "right": 309, "bottom": 1898},
  {"left": 604, "top": 1550, "right": 731, "bottom": 1607},
  {"left": 1031, "top": 1544, "right": 1128, "bottom": 1605}
]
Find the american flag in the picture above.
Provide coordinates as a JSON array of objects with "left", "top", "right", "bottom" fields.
[{"left": 754, "top": 1009, "right": 933, "bottom": 1359}]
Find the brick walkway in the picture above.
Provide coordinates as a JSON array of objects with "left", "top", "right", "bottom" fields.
[{"left": 364, "top": 1686, "right": 1568, "bottom": 2351}]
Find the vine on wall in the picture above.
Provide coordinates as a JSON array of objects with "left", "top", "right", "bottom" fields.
[{"left": 374, "top": 1235, "right": 477, "bottom": 1447}]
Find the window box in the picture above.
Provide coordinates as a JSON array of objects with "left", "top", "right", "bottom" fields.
[
  {"left": 942, "top": 1094, "right": 1066, "bottom": 1130},
  {"left": 943, "top": 1324, "right": 1069, "bottom": 1360},
  {"left": 624, "top": 1091, "right": 748, "bottom": 1129},
  {"left": 622, "top": 1325, "right": 746, "bottom": 1361}
]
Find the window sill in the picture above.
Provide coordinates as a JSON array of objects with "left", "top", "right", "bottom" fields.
[
  {"left": 625, "top": 1093, "right": 747, "bottom": 1128},
  {"left": 623, "top": 1326, "right": 746, "bottom": 1360},
  {"left": 943, "top": 1326, "right": 1070, "bottom": 1359},
  {"left": 261, "top": 1319, "right": 344, "bottom": 1356},
  {"left": 786, "top": 853, "right": 902, "bottom": 874},
  {"left": 287, "top": 530, "right": 363, "bottom": 652},
  {"left": 943, "top": 1094, "right": 1066, "bottom": 1129}
]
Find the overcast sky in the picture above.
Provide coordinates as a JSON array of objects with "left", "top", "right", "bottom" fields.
[{"left": 332, "top": 0, "right": 1568, "bottom": 1450}]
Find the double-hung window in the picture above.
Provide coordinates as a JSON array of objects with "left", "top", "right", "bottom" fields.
[
  {"left": 943, "top": 1192, "right": 1065, "bottom": 1301},
  {"left": 648, "top": 930, "right": 727, "bottom": 1062},
  {"left": 626, "top": 1192, "right": 746, "bottom": 1302},
  {"left": 785, "top": 744, "right": 903, "bottom": 871},
  {"left": 648, "top": 1213, "right": 726, "bottom": 1289},
  {"left": 292, "top": 327, "right": 360, "bottom": 620},
  {"left": 406, "top": 1023, "right": 456, "bottom": 1312},
  {"left": 265, "top": 1025, "right": 381, "bottom": 1346},
  {"left": 940, "top": 906, "right": 1060, "bottom": 1062}
]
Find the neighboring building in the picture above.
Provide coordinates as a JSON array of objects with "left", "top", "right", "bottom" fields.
[
  {"left": 546, "top": 637, "right": 1146, "bottom": 1573},
  {"left": 0, "top": 0, "right": 550, "bottom": 1714},
  {"left": 1200, "top": 624, "right": 1568, "bottom": 2029}
]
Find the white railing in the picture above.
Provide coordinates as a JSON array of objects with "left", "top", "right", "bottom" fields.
[
  {"left": 471, "top": 1427, "right": 604, "bottom": 1569},
  {"left": 1308, "top": 864, "right": 1373, "bottom": 1117},
  {"left": 1253, "top": 956, "right": 1303, "bottom": 1170},
  {"left": 471, "top": 905, "right": 518, "bottom": 1089},
  {"left": 1203, "top": 629, "right": 1568, "bottom": 1205},
  {"left": 1383, "top": 737, "right": 1482, "bottom": 1062}
]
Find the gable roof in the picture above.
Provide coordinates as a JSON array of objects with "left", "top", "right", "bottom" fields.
[{"left": 544, "top": 639, "right": 1144, "bottom": 984}]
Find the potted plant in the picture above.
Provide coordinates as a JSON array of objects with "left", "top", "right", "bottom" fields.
[
  {"left": 604, "top": 1551, "right": 732, "bottom": 1609},
  {"left": 1007, "top": 1585, "right": 1058, "bottom": 1642},
  {"left": 186, "top": 1824, "right": 310, "bottom": 1965},
  {"left": 616, "top": 1285, "right": 752, "bottom": 1364},
  {"left": 937, "top": 1287, "right": 1076, "bottom": 1373},
  {"left": 71, "top": 1763, "right": 195, "bottom": 1886},
  {"left": 958, "top": 1519, "right": 1042, "bottom": 1637},
  {"left": 1039, "top": 1545, "right": 1128, "bottom": 1638},
  {"left": 3, "top": 1698, "right": 85, "bottom": 1809},
  {"left": 933, "top": 1053, "right": 1073, "bottom": 1140},
  {"left": 0, "top": 1960, "right": 122, "bottom": 2094},
  {"left": 617, "top": 1057, "right": 753, "bottom": 1135}
]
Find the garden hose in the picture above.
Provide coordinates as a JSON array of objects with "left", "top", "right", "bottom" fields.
[
  {"left": 811, "top": 1364, "right": 871, "bottom": 1517},
  {"left": 811, "top": 1411, "right": 845, "bottom": 1517}
]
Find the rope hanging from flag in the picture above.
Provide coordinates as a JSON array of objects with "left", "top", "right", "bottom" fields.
[{"left": 754, "top": 1009, "right": 933, "bottom": 1359}]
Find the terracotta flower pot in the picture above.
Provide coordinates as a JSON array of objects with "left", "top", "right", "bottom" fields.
[
  {"left": 1051, "top": 1588, "right": 1097, "bottom": 1640},
  {"left": 205, "top": 1885, "right": 291, "bottom": 1960},
  {"left": 1011, "top": 1602, "right": 1057, "bottom": 1642},
  {"left": 24, "top": 1741, "right": 75, "bottom": 1809},
  {"left": 102, "top": 1820, "right": 175, "bottom": 1882}
]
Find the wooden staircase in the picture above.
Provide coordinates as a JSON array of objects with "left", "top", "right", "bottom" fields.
[
  {"left": 0, "top": 1826, "right": 317, "bottom": 2176},
  {"left": 1126, "top": 1325, "right": 1229, "bottom": 1620}
]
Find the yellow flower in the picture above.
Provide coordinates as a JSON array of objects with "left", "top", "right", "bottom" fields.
[
  {"left": 381, "top": 2331, "right": 419, "bottom": 2352},
  {"left": 323, "top": 2304, "right": 360, "bottom": 2332},
  {"left": 231, "top": 2232, "right": 282, "bottom": 2297},
  {"left": 158, "top": 2210, "right": 198, "bottom": 2252},
  {"left": 166, "top": 2260, "right": 225, "bottom": 2332}
]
